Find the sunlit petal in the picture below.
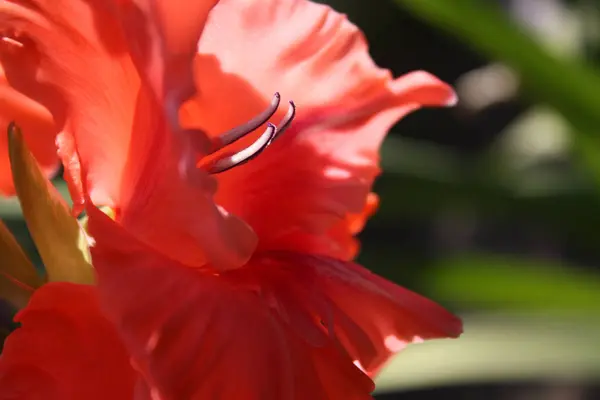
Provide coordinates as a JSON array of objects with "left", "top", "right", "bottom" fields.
[{"left": 181, "top": 0, "right": 456, "bottom": 258}]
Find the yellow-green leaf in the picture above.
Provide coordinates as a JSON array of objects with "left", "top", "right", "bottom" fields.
[
  {"left": 0, "top": 220, "right": 41, "bottom": 308},
  {"left": 8, "top": 123, "right": 94, "bottom": 285}
]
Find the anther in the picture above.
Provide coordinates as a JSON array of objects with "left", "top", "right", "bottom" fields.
[
  {"left": 210, "top": 93, "right": 281, "bottom": 154},
  {"left": 269, "top": 101, "right": 296, "bottom": 145},
  {"left": 1, "top": 36, "right": 24, "bottom": 48},
  {"left": 204, "top": 93, "right": 296, "bottom": 175},
  {"left": 207, "top": 123, "right": 277, "bottom": 174}
]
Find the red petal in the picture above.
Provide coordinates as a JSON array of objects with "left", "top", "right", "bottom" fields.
[
  {"left": 322, "top": 192, "right": 380, "bottom": 260},
  {"left": 0, "top": 66, "right": 59, "bottom": 197},
  {"left": 86, "top": 205, "right": 375, "bottom": 399},
  {"left": 302, "top": 254, "right": 463, "bottom": 376},
  {"left": 0, "top": 282, "right": 136, "bottom": 399},
  {"left": 115, "top": 0, "right": 218, "bottom": 133},
  {"left": 181, "top": 0, "right": 456, "bottom": 258},
  {"left": 0, "top": 0, "right": 140, "bottom": 209}
]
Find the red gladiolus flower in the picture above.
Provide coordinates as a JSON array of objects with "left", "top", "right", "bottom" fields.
[
  {"left": 81, "top": 1, "right": 462, "bottom": 398},
  {"left": 0, "top": 0, "right": 462, "bottom": 398}
]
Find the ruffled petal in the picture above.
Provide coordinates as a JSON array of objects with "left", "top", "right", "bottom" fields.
[
  {"left": 0, "top": 0, "right": 140, "bottom": 211},
  {"left": 86, "top": 204, "right": 375, "bottom": 399},
  {"left": 0, "top": 282, "right": 136, "bottom": 399},
  {"left": 300, "top": 254, "right": 463, "bottom": 376},
  {"left": 323, "top": 192, "right": 380, "bottom": 260},
  {"left": 182, "top": 0, "right": 456, "bottom": 258},
  {"left": 0, "top": 220, "right": 40, "bottom": 309}
]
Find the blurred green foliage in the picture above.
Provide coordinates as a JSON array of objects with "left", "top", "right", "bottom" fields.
[
  {"left": 394, "top": 0, "right": 600, "bottom": 186},
  {"left": 428, "top": 254, "right": 600, "bottom": 311}
]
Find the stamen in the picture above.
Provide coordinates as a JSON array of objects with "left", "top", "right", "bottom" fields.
[
  {"left": 1, "top": 36, "right": 24, "bottom": 48},
  {"left": 269, "top": 101, "right": 296, "bottom": 145},
  {"left": 210, "top": 92, "right": 281, "bottom": 153},
  {"left": 199, "top": 93, "right": 296, "bottom": 174},
  {"left": 177, "top": 91, "right": 296, "bottom": 183},
  {"left": 207, "top": 123, "right": 277, "bottom": 174}
]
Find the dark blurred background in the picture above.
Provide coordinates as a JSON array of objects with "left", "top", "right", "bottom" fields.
[{"left": 2, "top": 0, "right": 600, "bottom": 399}]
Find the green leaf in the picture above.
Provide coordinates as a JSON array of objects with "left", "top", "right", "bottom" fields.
[
  {"left": 0, "top": 220, "right": 41, "bottom": 309},
  {"left": 427, "top": 254, "right": 600, "bottom": 311},
  {"left": 0, "top": 180, "right": 71, "bottom": 218},
  {"left": 8, "top": 123, "right": 94, "bottom": 285}
]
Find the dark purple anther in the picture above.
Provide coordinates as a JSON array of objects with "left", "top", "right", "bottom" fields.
[
  {"left": 207, "top": 123, "right": 277, "bottom": 174},
  {"left": 206, "top": 93, "right": 296, "bottom": 174}
]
